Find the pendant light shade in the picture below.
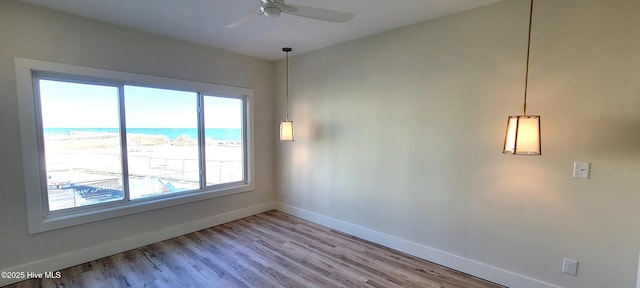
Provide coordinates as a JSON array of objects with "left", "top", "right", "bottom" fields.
[
  {"left": 280, "top": 47, "right": 295, "bottom": 142},
  {"left": 503, "top": 115, "right": 541, "bottom": 155},
  {"left": 280, "top": 120, "right": 295, "bottom": 142},
  {"left": 503, "top": 0, "right": 541, "bottom": 155}
]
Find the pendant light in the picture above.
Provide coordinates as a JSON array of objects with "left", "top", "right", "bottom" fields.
[
  {"left": 280, "top": 47, "right": 295, "bottom": 142},
  {"left": 503, "top": 0, "right": 541, "bottom": 155}
]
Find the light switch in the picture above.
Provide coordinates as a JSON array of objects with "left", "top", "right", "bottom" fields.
[{"left": 573, "top": 162, "right": 590, "bottom": 179}]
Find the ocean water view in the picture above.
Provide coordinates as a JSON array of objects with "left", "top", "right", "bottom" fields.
[{"left": 44, "top": 127, "right": 242, "bottom": 141}]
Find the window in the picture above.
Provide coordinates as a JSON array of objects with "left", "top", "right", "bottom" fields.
[{"left": 15, "top": 58, "right": 254, "bottom": 233}]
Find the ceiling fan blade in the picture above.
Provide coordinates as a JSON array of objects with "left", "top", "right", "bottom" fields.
[
  {"left": 226, "top": 10, "right": 262, "bottom": 28},
  {"left": 283, "top": 4, "right": 354, "bottom": 23}
]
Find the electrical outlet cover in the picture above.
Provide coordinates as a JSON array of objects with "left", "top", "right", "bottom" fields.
[{"left": 562, "top": 258, "right": 578, "bottom": 276}]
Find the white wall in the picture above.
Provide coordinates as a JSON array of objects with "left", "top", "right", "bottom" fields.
[
  {"left": 277, "top": 0, "right": 640, "bottom": 287},
  {"left": 0, "top": 0, "right": 276, "bottom": 282}
]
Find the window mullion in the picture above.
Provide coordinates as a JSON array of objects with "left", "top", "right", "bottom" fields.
[
  {"left": 197, "top": 93, "right": 206, "bottom": 189},
  {"left": 118, "top": 84, "right": 131, "bottom": 202},
  {"left": 242, "top": 97, "right": 249, "bottom": 184}
]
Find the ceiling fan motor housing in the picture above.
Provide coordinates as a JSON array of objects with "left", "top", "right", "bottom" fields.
[{"left": 262, "top": 3, "right": 282, "bottom": 17}]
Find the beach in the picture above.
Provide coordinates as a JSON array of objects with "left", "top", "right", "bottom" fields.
[{"left": 44, "top": 131, "right": 243, "bottom": 210}]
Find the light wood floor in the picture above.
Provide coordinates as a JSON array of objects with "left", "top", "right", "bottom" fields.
[{"left": 7, "top": 210, "right": 505, "bottom": 288}]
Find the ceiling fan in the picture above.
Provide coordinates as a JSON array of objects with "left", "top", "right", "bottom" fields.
[{"left": 227, "top": 0, "right": 355, "bottom": 28}]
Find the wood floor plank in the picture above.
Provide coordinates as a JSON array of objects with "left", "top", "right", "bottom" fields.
[
  {"left": 201, "top": 227, "right": 302, "bottom": 288},
  {"left": 5, "top": 210, "right": 505, "bottom": 288}
]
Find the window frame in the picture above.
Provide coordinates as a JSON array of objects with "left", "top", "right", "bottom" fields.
[{"left": 15, "top": 58, "right": 255, "bottom": 234}]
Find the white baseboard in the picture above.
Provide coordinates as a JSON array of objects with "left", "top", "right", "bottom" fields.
[
  {"left": 276, "top": 202, "right": 562, "bottom": 288},
  {"left": 0, "top": 201, "right": 276, "bottom": 286}
]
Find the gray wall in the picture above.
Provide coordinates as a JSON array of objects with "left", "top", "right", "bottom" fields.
[
  {"left": 277, "top": 0, "right": 640, "bottom": 287},
  {"left": 0, "top": 0, "right": 275, "bottom": 275}
]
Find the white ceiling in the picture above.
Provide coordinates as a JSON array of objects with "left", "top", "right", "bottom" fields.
[{"left": 19, "top": 0, "right": 504, "bottom": 61}]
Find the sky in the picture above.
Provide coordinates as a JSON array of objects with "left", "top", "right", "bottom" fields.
[{"left": 39, "top": 79, "right": 242, "bottom": 129}]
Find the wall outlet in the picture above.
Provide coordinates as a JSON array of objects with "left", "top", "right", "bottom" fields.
[{"left": 562, "top": 258, "right": 578, "bottom": 276}]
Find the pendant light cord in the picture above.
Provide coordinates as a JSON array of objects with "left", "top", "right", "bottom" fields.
[
  {"left": 285, "top": 49, "right": 289, "bottom": 121},
  {"left": 523, "top": 0, "right": 534, "bottom": 116}
]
